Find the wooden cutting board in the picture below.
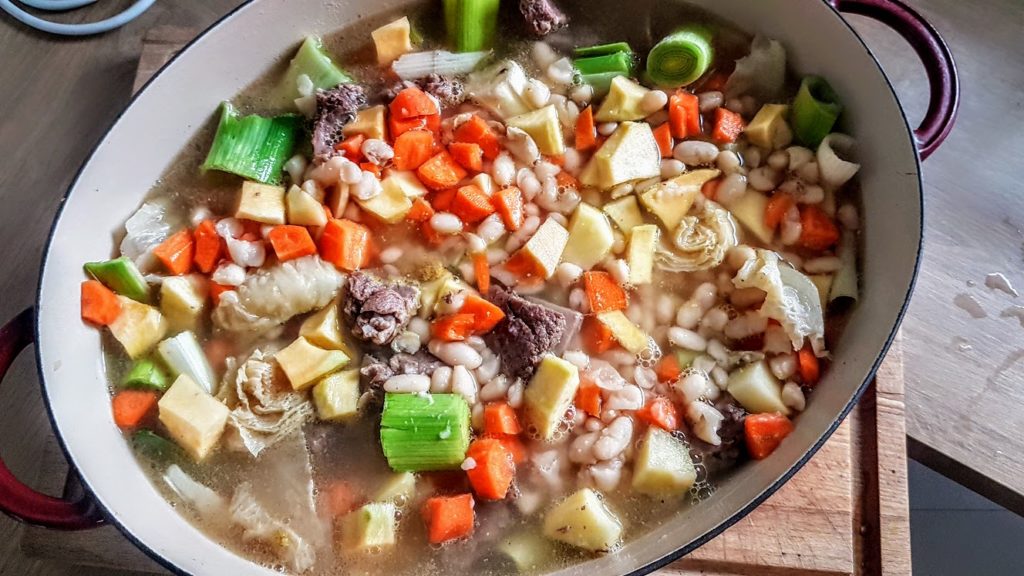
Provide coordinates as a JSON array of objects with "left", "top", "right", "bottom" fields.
[{"left": 20, "top": 26, "right": 911, "bottom": 576}]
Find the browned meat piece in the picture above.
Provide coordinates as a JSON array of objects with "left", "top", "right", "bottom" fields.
[
  {"left": 519, "top": 0, "right": 568, "bottom": 37},
  {"left": 361, "top": 351, "right": 444, "bottom": 390},
  {"left": 525, "top": 296, "right": 582, "bottom": 354},
  {"left": 312, "top": 84, "right": 367, "bottom": 161},
  {"left": 484, "top": 286, "right": 566, "bottom": 380},
  {"left": 343, "top": 272, "right": 420, "bottom": 346},
  {"left": 694, "top": 402, "right": 748, "bottom": 474}
]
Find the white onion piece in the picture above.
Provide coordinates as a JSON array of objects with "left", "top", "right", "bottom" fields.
[
  {"left": 392, "top": 50, "right": 490, "bottom": 80},
  {"left": 816, "top": 133, "right": 860, "bottom": 189}
]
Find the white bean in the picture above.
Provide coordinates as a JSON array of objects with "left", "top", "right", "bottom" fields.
[
  {"left": 284, "top": 154, "right": 307, "bottom": 185},
  {"left": 701, "top": 307, "right": 729, "bottom": 332},
  {"left": 516, "top": 168, "right": 541, "bottom": 200},
  {"left": 804, "top": 256, "right": 842, "bottom": 274},
  {"left": 475, "top": 353, "right": 501, "bottom": 384},
  {"left": 748, "top": 166, "right": 781, "bottom": 192},
  {"left": 431, "top": 212, "right": 464, "bottom": 235},
  {"left": 743, "top": 147, "right": 763, "bottom": 169},
  {"left": 726, "top": 245, "right": 756, "bottom": 270},
  {"left": 428, "top": 340, "right": 483, "bottom": 369},
  {"left": 770, "top": 352, "right": 798, "bottom": 380},
  {"left": 584, "top": 417, "right": 604, "bottom": 432},
  {"left": 583, "top": 459, "right": 624, "bottom": 492},
  {"left": 668, "top": 326, "right": 707, "bottom": 351},
  {"left": 730, "top": 287, "right": 767, "bottom": 309},
  {"left": 506, "top": 128, "right": 540, "bottom": 165},
  {"left": 796, "top": 161, "right": 820, "bottom": 184},
  {"left": 479, "top": 374, "right": 510, "bottom": 402},
  {"left": 212, "top": 262, "right": 246, "bottom": 286},
  {"left": 780, "top": 207, "right": 803, "bottom": 246},
  {"left": 838, "top": 204, "right": 860, "bottom": 230},
  {"left": 409, "top": 317, "right": 431, "bottom": 339},
  {"left": 611, "top": 230, "right": 626, "bottom": 255},
  {"left": 605, "top": 385, "right": 644, "bottom": 411},
  {"left": 606, "top": 259, "right": 630, "bottom": 285},
  {"left": 787, "top": 146, "right": 814, "bottom": 171},
  {"left": 716, "top": 172, "right": 748, "bottom": 205},
  {"left": 767, "top": 149, "right": 789, "bottom": 171},
  {"left": 562, "top": 148, "right": 583, "bottom": 175},
  {"left": 547, "top": 57, "right": 575, "bottom": 85},
  {"left": 507, "top": 378, "right": 524, "bottom": 409},
  {"left": 569, "top": 432, "right": 600, "bottom": 464},
  {"left": 716, "top": 149, "right": 742, "bottom": 174},
  {"left": 660, "top": 158, "right": 685, "bottom": 179},
  {"left": 392, "top": 331, "right": 422, "bottom": 355},
  {"left": 361, "top": 139, "right": 394, "bottom": 165},
  {"left": 763, "top": 326, "right": 792, "bottom": 355},
  {"left": 525, "top": 78, "right": 552, "bottom": 108},
  {"left": 693, "top": 282, "right": 718, "bottom": 310},
  {"left": 593, "top": 416, "right": 633, "bottom": 461},
  {"left": 711, "top": 366, "right": 729, "bottom": 389},
  {"left": 782, "top": 381, "right": 806, "bottom": 412},
  {"left": 692, "top": 354, "right": 717, "bottom": 374},
  {"left": 724, "top": 311, "right": 768, "bottom": 340},
  {"left": 451, "top": 365, "right": 479, "bottom": 404},
  {"left": 674, "top": 371, "right": 711, "bottom": 404},
  {"left": 656, "top": 294, "right": 676, "bottom": 324},
  {"left": 535, "top": 161, "right": 561, "bottom": 182},
  {"left": 634, "top": 367, "right": 658, "bottom": 389},
  {"left": 597, "top": 122, "right": 619, "bottom": 136},
  {"left": 383, "top": 374, "right": 430, "bottom": 393},
  {"left": 569, "top": 287, "right": 590, "bottom": 313},
  {"left": 634, "top": 177, "right": 661, "bottom": 194},
  {"left": 492, "top": 153, "right": 516, "bottom": 186},
  {"left": 698, "top": 90, "right": 724, "bottom": 113},
  {"left": 476, "top": 214, "right": 507, "bottom": 245},
  {"left": 609, "top": 182, "right": 634, "bottom": 199},
  {"left": 379, "top": 246, "right": 403, "bottom": 264},
  {"left": 676, "top": 300, "right": 703, "bottom": 329},
  {"left": 531, "top": 41, "right": 559, "bottom": 69},
  {"left": 570, "top": 83, "right": 594, "bottom": 106},
  {"left": 673, "top": 140, "right": 720, "bottom": 166},
  {"left": 563, "top": 350, "right": 591, "bottom": 370},
  {"left": 556, "top": 262, "right": 583, "bottom": 288},
  {"left": 686, "top": 402, "right": 724, "bottom": 445},
  {"left": 641, "top": 90, "right": 669, "bottom": 114}
]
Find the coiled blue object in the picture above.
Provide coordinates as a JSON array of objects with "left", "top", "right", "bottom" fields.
[{"left": 0, "top": 0, "right": 154, "bottom": 35}]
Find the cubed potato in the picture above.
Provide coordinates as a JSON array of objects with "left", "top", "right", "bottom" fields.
[
  {"left": 729, "top": 190, "right": 773, "bottom": 244},
  {"left": 286, "top": 185, "right": 329, "bottom": 227},
  {"left": 344, "top": 105, "right": 388, "bottom": 141},
  {"left": 542, "top": 488, "right": 622, "bottom": 552},
  {"left": 418, "top": 269, "right": 455, "bottom": 318},
  {"left": 300, "top": 299, "right": 348, "bottom": 351},
  {"left": 236, "top": 181, "right": 286, "bottom": 224},
  {"left": 727, "top": 360, "right": 790, "bottom": 415},
  {"left": 275, "top": 336, "right": 351, "bottom": 391},
  {"left": 594, "top": 76, "right": 650, "bottom": 122},
  {"left": 626, "top": 224, "right": 659, "bottom": 285},
  {"left": 506, "top": 105, "right": 565, "bottom": 155},
  {"left": 374, "top": 472, "right": 417, "bottom": 504},
  {"left": 341, "top": 502, "right": 397, "bottom": 551},
  {"left": 371, "top": 17, "right": 413, "bottom": 66},
  {"left": 312, "top": 369, "right": 360, "bottom": 421},
  {"left": 158, "top": 374, "right": 229, "bottom": 461},
  {"left": 602, "top": 195, "right": 644, "bottom": 233},
  {"left": 108, "top": 296, "right": 168, "bottom": 359},
  {"left": 632, "top": 427, "right": 697, "bottom": 496},
  {"left": 639, "top": 169, "right": 720, "bottom": 231},
  {"left": 562, "top": 203, "right": 615, "bottom": 270},
  {"left": 596, "top": 310, "right": 650, "bottom": 354},
  {"left": 524, "top": 354, "right": 580, "bottom": 441},
  {"left": 159, "top": 275, "right": 207, "bottom": 333},
  {"left": 746, "top": 104, "right": 791, "bottom": 150},
  {"left": 520, "top": 218, "right": 569, "bottom": 279},
  {"left": 382, "top": 170, "right": 428, "bottom": 199},
  {"left": 356, "top": 179, "right": 412, "bottom": 223},
  {"left": 579, "top": 122, "right": 661, "bottom": 190}
]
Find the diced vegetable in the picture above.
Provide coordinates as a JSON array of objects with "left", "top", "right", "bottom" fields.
[
  {"left": 236, "top": 181, "right": 287, "bottom": 224},
  {"left": 654, "top": 354, "right": 682, "bottom": 383},
  {"left": 745, "top": 412, "right": 794, "bottom": 459},
  {"left": 422, "top": 493, "right": 475, "bottom": 544},
  {"left": 431, "top": 313, "right": 476, "bottom": 341},
  {"left": 193, "top": 220, "right": 223, "bottom": 274},
  {"left": 829, "top": 229, "right": 858, "bottom": 302},
  {"left": 454, "top": 114, "right": 502, "bottom": 159},
  {"left": 392, "top": 50, "right": 491, "bottom": 80},
  {"left": 595, "top": 76, "right": 651, "bottom": 122},
  {"left": 498, "top": 530, "right": 555, "bottom": 574},
  {"left": 579, "top": 122, "right": 661, "bottom": 190},
  {"left": 324, "top": 481, "right": 362, "bottom": 517},
  {"left": 675, "top": 348, "right": 699, "bottom": 369},
  {"left": 711, "top": 107, "right": 746, "bottom": 144},
  {"left": 507, "top": 105, "right": 565, "bottom": 155},
  {"left": 574, "top": 42, "right": 632, "bottom": 58},
  {"left": 574, "top": 106, "right": 597, "bottom": 152},
  {"left": 268, "top": 225, "right": 317, "bottom": 262},
  {"left": 575, "top": 379, "right": 603, "bottom": 418},
  {"left": 510, "top": 217, "right": 569, "bottom": 279},
  {"left": 602, "top": 195, "right": 644, "bottom": 232},
  {"left": 573, "top": 44, "right": 634, "bottom": 96},
  {"left": 596, "top": 310, "right": 649, "bottom": 354},
  {"left": 668, "top": 90, "right": 700, "bottom": 138},
  {"left": 280, "top": 36, "right": 353, "bottom": 101},
  {"left": 157, "top": 374, "right": 230, "bottom": 461},
  {"left": 524, "top": 354, "right": 580, "bottom": 441},
  {"left": 466, "top": 438, "right": 515, "bottom": 499},
  {"left": 473, "top": 251, "right": 490, "bottom": 294},
  {"left": 799, "top": 205, "right": 840, "bottom": 250},
  {"left": 380, "top": 393, "right": 471, "bottom": 471},
  {"left": 459, "top": 294, "right": 506, "bottom": 333},
  {"left": 632, "top": 426, "right": 696, "bottom": 495},
  {"left": 653, "top": 122, "right": 673, "bottom": 157},
  {"left": 390, "top": 87, "right": 440, "bottom": 120},
  {"left": 726, "top": 360, "right": 790, "bottom": 415},
  {"left": 202, "top": 103, "right": 300, "bottom": 185},
  {"left": 375, "top": 472, "right": 417, "bottom": 504},
  {"left": 449, "top": 142, "right": 484, "bottom": 171},
  {"left": 451, "top": 184, "right": 496, "bottom": 224},
  {"left": 108, "top": 297, "right": 168, "bottom": 359},
  {"left": 581, "top": 315, "right": 615, "bottom": 355},
  {"left": 275, "top": 336, "right": 351, "bottom": 391},
  {"left": 483, "top": 402, "right": 522, "bottom": 436},
  {"left": 392, "top": 130, "right": 435, "bottom": 171},
  {"left": 444, "top": 0, "right": 500, "bottom": 52},
  {"left": 344, "top": 105, "right": 387, "bottom": 141},
  {"left": 390, "top": 111, "right": 441, "bottom": 139},
  {"left": 639, "top": 169, "right": 720, "bottom": 231},
  {"left": 286, "top": 186, "right": 329, "bottom": 227},
  {"left": 153, "top": 229, "right": 194, "bottom": 275},
  {"left": 342, "top": 502, "right": 398, "bottom": 551},
  {"left": 417, "top": 150, "right": 468, "bottom": 191},
  {"left": 792, "top": 76, "right": 842, "bottom": 148},
  {"left": 320, "top": 218, "right": 372, "bottom": 272},
  {"left": 492, "top": 187, "right": 524, "bottom": 231},
  {"left": 81, "top": 280, "right": 121, "bottom": 326},
  {"left": 357, "top": 179, "right": 413, "bottom": 223},
  {"left": 300, "top": 300, "right": 348, "bottom": 351},
  {"left": 626, "top": 224, "right": 659, "bottom": 284},
  {"left": 112, "top": 390, "right": 159, "bottom": 430},
  {"left": 764, "top": 192, "right": 794, "bottom": 233},
  {"left": 646, "top": 26, "right": 713, "bottom": 87},
  {"left": 542, "top": 488, "right": 622, "bottom": 552},
  {"left": 312, "top": 368, "right": 361, "bottom": 421},
  {"left": 372, "top": 16, "right": 414, "bottom": 66},
  {"left": 636, "top": 396, "right": 680, "bottom": 431},
  {"left": 582, "top": 271, "right": 627, "bottom": 312},
  {"left": 417, "top": 269, "right": 455, "bottom": 317},
  {"left": 122, "top": 358, "right": 169, "bottom": 392},
  {"left": 798, "top": 343, "right": 820, "bottom": 385},
  {"left": 84, "top": 256, "right": 149, "bottom": 303},
  {"left": 561, "top": 203, "right": 615, "bottom": 270},
  {"left": 132, "top": 429, "right": 180, "bottom": 461},
  {"left": 729, "top": 190, "right": 773, "bottom": 244},
  {"left": 157, "top": 331, "right": 217, "bottom": 394},
  {"left": 746, "top": 104, "right": 792, "bottom": 150}
]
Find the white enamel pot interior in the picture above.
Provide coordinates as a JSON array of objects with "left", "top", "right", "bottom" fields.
[{"left": 35, "top": 0, "right": 922, "bottom": 574}]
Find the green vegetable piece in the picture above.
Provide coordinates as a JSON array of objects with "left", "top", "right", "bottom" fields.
[
  {"left": 444, "top": 0, "right": 500, "bottom": 53},
  {"left": 280, "top": 35, "right": 353, "bottom": 101},
  {"left": 201, "top": 102, "right": 301, "bottom": 185},
  {"left": 574, "top": 51, "right": 635, "bottom": 95},
  {"left": 646, "top": 25, "right": 714, "bottom": 87},
  {"left": 122, "top": 358, "right": 169, "bottom": 391},
  {"left": 342, "top": 502, "right": 397, "bottom": 551},
  {"left": 132, "top": 430, "right": 180, "bottom": 461},
  {"left": 380, "top": 393, "right": 471, "bottom": 472},
  {"left": 792, "top": 76, "right": 843, "bottom": 148},
  {"left": 83, "top": 257, "right": 150, "bottom": 303},
  {"left": 573, "top": 42, "right": 632, "bottom": 58}
]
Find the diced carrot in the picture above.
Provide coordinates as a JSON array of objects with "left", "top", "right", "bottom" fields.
[
  {"left": 653, "top": 122, "right": 674, "bottom": 158},
  {"left": 193, "top": 220, "right": 223, "bottom": 274},
  {"left": 555, "top": 170, "right": 579, "bottom": 190},
  {"left": 492, "top": 187, "right": 524, "bottom": 231},
  {"left": 392, "top": 129, "right": 435, "bottom": 170},
  {"left": 575, "top": 378, "right": 602, "bottom": 418},
  {"left": 745, "top": 412, "right": 795, "bottom": 460},
  {"left": 407, "top": 197, "right": 435, "bottom": 223},
  {"left": 637, "top": 396, "right": 680, "bottom": 431},
  {"left": 323, "top": 481, "right": 363, "bottom": 517},
  {"left": 669, "top": 91, "right": 700, "bottom": 138},
  {"left": 449, "top": 142, "right": 484, "bottom": 172},
  {"left": 798, "top": 343, "right": 821, "bottom": 386},
  {"left": 712, "top": 107, "right": 746, "bottom": 144},
  {"left": 654, "top": 354, "right": 682, "bottom": 383},
  {"left": 208, "top": 282, "right": 233, "bottom": 306},
  {"left": 320, "top": 218, "right": 372, "bottom": 272},
  {"left": 153, "top": 229, "right": 194, "bottom": 275},
  {"left": 389, "top": 113, "right": 440, "bottom": 139},
  {"left": 422, "top": 494, "right": 475, "bottom": 544},
  {"left": 483, "top": 402, "right": 522, "bottom": 436},
  {"left": 417, "top": 151, "right": 468, "bottom": 191},
  {"left": 451, "top": 185, "right": 495, "bottom": 224},
  {"left": 798, "top": 205, "right": 841, "bottom": 250},
  {"left": 80, "top": 280, "right": 121, "bottom": 326},
  {"left": 702, "top": 70, "right": 730, "bottom": 93},
  {"left": 465, "top": 439, "right": 515, "bottom": 500},
  {"left": 582, "top": 271, "right": 628, "bottom": 313},
  {"left": 431, "top": 313, "right": 476, "bottom": 342},
  {"left": 486, "top": 434, "right": 527, "bottom": 465},
  {"left": 472, "top": 252, "right": 490, "bottom": 294},
  {"left": 765, "top": 192, "right": 795, "bottom": 232},
  {"left": 701, "top": 177, "right": 721, "bottom": 201},
  {"left": 429, "top": 187, "right": 459, "bottom": 213},
  {"left": 545, "top": 154, "right": 566, "bottom": 167},
  {"left": 336, "top": 134, "right": 366, "bottom": 162},
  {"left": 267, "top": 225, "right": 317, "bottom": 262},
  {"left": 421, "top": 221, "right": 443, "bottom": 246},
  {"left": 359, "top": 162, "right": 381, "bottom": 178},
  {"left": 502, "top": 250, "right": 546, "bottom": 280},
  {"left": 389, "top": 87, "right": 439, "bottom": 119},
  {"left": 459, "top": 294, "right": 505, "bottom": 333},
  {"left": 111, "top": 390, "right": 158, "bottom": 430},
  {"left": 575, "top": 106, "right": 597, "bottom": 151},
  {"left": 581, "top": 315, "right": 615, "bottom": 355},
  {"left": 453, "top": 115, "right": 501, "bottom": 160}
]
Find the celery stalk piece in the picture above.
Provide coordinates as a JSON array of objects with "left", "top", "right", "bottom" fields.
[
  {"left": 574, "top": 42, "right": 632, "bottom": 58},
  {"left": 201, "top": 102, "right": 301, "bottom": 185},
  {"left": 380, "top": 393, "right": 471, "bottom": 471},
  {"left": 646, "top": 26, "right": 714, "bottom": 88},
  {"left": 132, "top": 430, "right": 181, "bottom": 462},
  {"left": 444, "top": 0, "right": 500, "bottom": 53},
  {"left": 280, "top": 35, "right": 353, "bottom": 101},
  {"left": 573, "top": 50, "right": 635, "bottom": 96},
  {"left": 83, "top": 256, "right": 150, "bottom": 303},
  {"left": 156, "top": 332, "right": 217, "bottom": 395},
  {"left": 122, "top": 358, "right": 170, "bottom": 392},
  {"left": 792, "top": 76, "right": 843, "bottom": 148}
]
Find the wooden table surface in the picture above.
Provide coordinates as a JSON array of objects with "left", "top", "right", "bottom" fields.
[{"left": 0, "top": 0, "right": 1018, "bottom": 573}]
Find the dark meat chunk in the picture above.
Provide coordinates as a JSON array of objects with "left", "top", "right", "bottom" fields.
[
  {"left": 390, "top": 350, "right": 443, "bottom": 376},
  {"left": 417, "top": 75, "right": 465, "bottom": 108},
  {"left": 360, "top": 354, "right": 395, "bottom": 389},
  {"left": 484, "top": 286, "right": 566, "bottom": 380},
  {"left": 693, "top": 402, "right": 748, "bottom": 475},
  {"left": 525, "top": 296, "right": 582, "bottom": 354},
  {"left": 343, "top": 271, "right": 420, "bottom": 346},
  {"left": 519, "top": 0, "right": 568, "bottom": 37},
  {"left": 312, "top": 84, "right": 367, "bottom": 161}
]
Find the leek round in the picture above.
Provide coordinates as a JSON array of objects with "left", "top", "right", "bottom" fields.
[
  {"left": 645, "top": 26, "right": 713, "bottom": 87},
  {"left": 792, "top": 76, "right": 842, "bottom": 148},
  {"left": 817, "top": 133, "right": 861, "bottom": 189}
]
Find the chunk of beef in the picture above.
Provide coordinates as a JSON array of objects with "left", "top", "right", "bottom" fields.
[
  {"left": 417, "top": 74, "right": 466, "bottom": 108},
  {"left": 519, "top": 0, "right": 568, "bottom": 37},
  {"left": 343, "top": 271, "right": 420, "bottom": 346},
  {"left": 312, "top": 84, "right": 367, "bottom": 161},
  {"left": 694, "top": 403, "right": 748, "bottom": 475},
  {"left": 485, "top": 286, "right": 566, "bottom": 380},
  {"left": 525, "top": 296, "right": 582, "bottom": 354},
  {"left": 360, "top": 350, "right": 442, "bottom": 390}
]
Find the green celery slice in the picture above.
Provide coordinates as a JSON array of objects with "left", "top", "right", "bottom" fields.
[
  {"left": 122, "top": 358, "right": 169, "bottom": 391},
  {"left": 792, "top": 76, "right": 843, "bottom": 148},
  {"left": 574, "top": 51, "right": 634, "bottom": 95},
  {"left": 380, "top": 393, "right": 471, "bottom": 472},
  {"left": 646, "top": 26, "right": 714, "bottom": 87},
  {"left": 574, "top": 42, "right": 633, "bottom": 58},
  {"left": 201, "top": 102, "right": 300, "bottom": 185},
  {"left": 132, "top": 430, "right": 181, "bottom": 461},
  {"left": 444, "top": 0, "right": 501, "bottom": 53},
  {"left": 280, "top": 35, "right": 353, "bottom": 101},
  {"left": 83, "top": 256, "right": 150, "bottom": 303}
]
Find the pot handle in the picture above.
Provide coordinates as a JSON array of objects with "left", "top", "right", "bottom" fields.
[
  {"left": 0, "top": 307, "right": 104, "bottom": 529},
  {"left": 830, "top": 0, "right": 959, "bottom": 159}
]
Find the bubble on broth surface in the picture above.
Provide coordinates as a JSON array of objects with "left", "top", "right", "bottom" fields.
[{"left": 636, "top": 337, "right": 662, "bottom": 368}]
